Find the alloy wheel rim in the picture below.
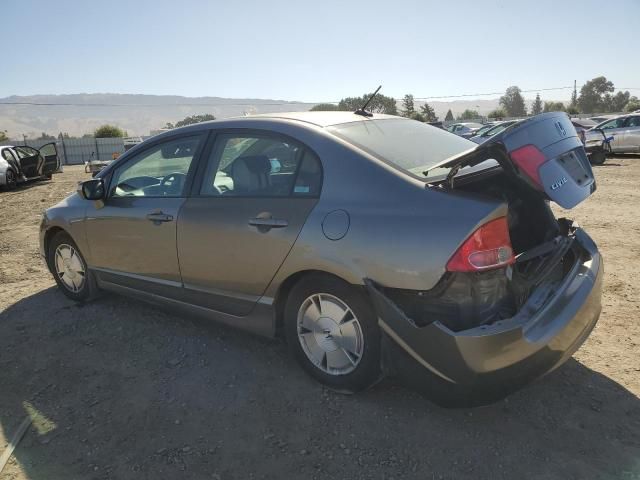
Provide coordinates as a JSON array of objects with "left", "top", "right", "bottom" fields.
[
  {"left": 54, "top": 244, "right": 86, "bottom": 293},
  {"left": 297, "top": 293, "right": 364, "bottom": 375}
]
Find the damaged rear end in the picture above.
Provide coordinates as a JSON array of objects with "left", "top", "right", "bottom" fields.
[{"left": 367, "top": 112, "right": 603, "bottom": 406}]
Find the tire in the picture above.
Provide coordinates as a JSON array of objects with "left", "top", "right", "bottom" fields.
[
  {"left": 48, "top": 231, "right": 98, "bottom": 302},
  {"left": 284, "top": 273, "right": 381, "bottom": 392},
  {"left": 4, "top": 168, "right": 17, "bottom": 190},
  {"left": 590, "top": 151, "right": 606, "bottom": 165}
]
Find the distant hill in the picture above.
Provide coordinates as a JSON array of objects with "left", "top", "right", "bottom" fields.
[{"left": 0, "top": 93, "right": 542, "bottom": 138}]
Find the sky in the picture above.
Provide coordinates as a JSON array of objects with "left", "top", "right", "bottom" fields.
[{"left": 3, "top": 0, "right": 640, "bottom": 102}]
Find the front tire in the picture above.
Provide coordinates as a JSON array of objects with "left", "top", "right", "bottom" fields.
[
  {"left": 48, "top": 231, "right": 98, "bottom": 302},
  {"left": 284, "top": 274, "right": 381, "bottom": 392},
  {"left": 5, "top": 168, "right": 17, "bottom": 190}
]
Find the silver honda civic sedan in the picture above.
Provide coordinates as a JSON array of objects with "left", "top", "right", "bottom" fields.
[{"left": 40, "top": 111, "right": 602, "bottom": 406}]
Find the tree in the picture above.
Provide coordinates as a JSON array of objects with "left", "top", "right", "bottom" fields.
[
  {"left": 337, "top": 92, "right": 398, "bottom": 115},
  {"left": 420, "top": 102, "right": 438, "bottom": 122},
  {"left": 604, "top": 91, "right": 630, "bottom": 112},
  {"left": 457, "top": 109, "right": 479, "bottom": 121},
  {"left": 444, "top": 109, "right": 454, "bottom": 121},
  {"left": 400, "top": 94, "right": 416, "bottom": 118},
  {"left": 577, "top": 76, "right": 614, "bottom": 114},
  {"left": 624, "top": 96, "right": 640, "bottom": 112},
  {"left": 164, "top": 122, "right": 174, "bottom": 129},
  {"left": 310, "top": 103, "right": 339, "bottom": 111},
  {"left": 37, "top": 132, "right": 55, "bottom": 140},
  {"left": 543, "top": 101, "right": 565, "bottom": 113},
  {"left": 570, "top": 83, "right": 578, "bottom": 110},
  {"left": 94, "top": 124, "right": 125, "bottom": 138},
  {"left": 531, "top": 93, "right": 543, "bottom": 115},
  {"left": 499, "top": 86, "right": 527, "bottom": 117},
  {"left": 0, "top": 130, "right": 8, "bottom": 142},
  {"left": 487, "top": 108, "right": 506, "bottom": 119},
  {"left": 566, "top": 105, "right": 579, "bottom": 115},
  {"left": 174, "top": 114, "right": 216, "bottom": 128}
]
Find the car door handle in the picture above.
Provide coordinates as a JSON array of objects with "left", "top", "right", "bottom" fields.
[
  {"left": 146, "top": 212, "right": 174, "bottom": 223},
  {"left": 248, "top": 218, "right": 288, "bottom": 228}
]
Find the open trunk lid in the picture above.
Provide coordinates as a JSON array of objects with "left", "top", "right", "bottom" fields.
[{"left": 427, "top": 112, "right": 596, "bottom": 209}]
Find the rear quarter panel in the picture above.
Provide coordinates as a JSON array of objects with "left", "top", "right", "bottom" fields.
[{"left": 263, "top": 128, "right": 507, "bottom": 295}]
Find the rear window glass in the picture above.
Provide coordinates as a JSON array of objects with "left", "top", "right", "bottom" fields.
[{"left": 327, "top": 118, "right": 474, "bottom": 178}]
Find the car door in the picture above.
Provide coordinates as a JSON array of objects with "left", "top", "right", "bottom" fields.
[
  {"left": 620, "top": 116, "right": 640, "bottom": 152},
  {"left": 12, "top": 145, "right": 43, "bottom": 178},
  {"left": 597, "top": 117, "right": 627, "bottom": 152},
  {"left": 39, "top": 142, "right": 61, "bottom": 175},
  {"left": 84, "top": 132, "right": 207, "bottom": 297},
  {"left": 177, "top": 131, "right": 323, "bottom": 316}
]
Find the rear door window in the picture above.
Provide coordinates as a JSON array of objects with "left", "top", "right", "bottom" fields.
[{"left": 199, "top": 133, "right": 322, "bottom": 197}]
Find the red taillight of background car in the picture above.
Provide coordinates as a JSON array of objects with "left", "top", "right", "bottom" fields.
[
  {"left": 509, "top": 144, "right": 547, "bottom": 189},
  {"left": 446, "top": 217, "right": 515, "bottom": 272}
]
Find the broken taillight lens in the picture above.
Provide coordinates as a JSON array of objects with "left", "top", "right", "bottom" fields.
[
  {"left": 446, "top": 217, "right": 515, "bottom": 272},
  {"left": 509, "top": 144, "right": 547, "bottom": 188}
]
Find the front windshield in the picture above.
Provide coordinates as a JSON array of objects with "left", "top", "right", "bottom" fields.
[{"left": 328, "top": 118, "right": 474, "bottom": 178}]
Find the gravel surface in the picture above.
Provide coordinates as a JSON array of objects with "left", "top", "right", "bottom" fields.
[{"left": 1, "top": 161, "right": 639, "bottom": 480}]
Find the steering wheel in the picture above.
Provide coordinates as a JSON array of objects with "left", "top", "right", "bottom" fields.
[{"left": 160, "top": 172, "right": 187, "bottom": 193}]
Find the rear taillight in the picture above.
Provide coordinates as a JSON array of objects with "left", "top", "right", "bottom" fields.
[
  {"left": 446, "top": 217, "right": 515, "bottom": 272},
  {"left": 509, "top": 144, "right": 547, "bottom": 188}
]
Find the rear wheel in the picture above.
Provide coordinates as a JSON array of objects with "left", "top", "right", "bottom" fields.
[
  {"left": 589, "top": 151, "right": 606, "bottom": 165},
  {"left": 48, "top": 231, "right": 98, "bottom": 302},
  {"left": 5, "top": 169, "right": 17, "bottom": 190},
  {"left": 284, "top": 274, "right": 381, "bottom": 392}
]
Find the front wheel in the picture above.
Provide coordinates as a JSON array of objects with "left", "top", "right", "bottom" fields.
[
  {"left": 48, "top": 231, "right": 98, "bottom": 302},
  {"left": 284, "top": 274, "right": 381, "bottom": 392},
  {"left": 4, "top": 169, "right": 17, "bottom": 190}
]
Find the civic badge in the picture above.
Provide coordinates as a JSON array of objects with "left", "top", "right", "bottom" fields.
[{"left": 550, "top": 176, "right": 568, "bottom": 190}]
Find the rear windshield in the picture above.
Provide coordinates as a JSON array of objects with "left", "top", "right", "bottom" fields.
[{"left": 327, "top": 118, "right": 474, "bottom": 178}]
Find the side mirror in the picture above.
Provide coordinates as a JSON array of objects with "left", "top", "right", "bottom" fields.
[{"left": 79, "top": 179, "right": 105, "bottom": 200}]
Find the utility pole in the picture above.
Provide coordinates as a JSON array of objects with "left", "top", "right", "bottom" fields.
[{"left": 22, "top": 134, "right": 27, "bottom": 146}]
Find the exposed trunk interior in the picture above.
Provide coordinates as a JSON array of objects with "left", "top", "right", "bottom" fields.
[{"left": 383, "top": 169, "right": 580, "bottom": 332}]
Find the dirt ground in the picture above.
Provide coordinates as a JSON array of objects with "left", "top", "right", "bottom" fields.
[{"left": 1, "top": 160, "right": 639, "bottom": 480}]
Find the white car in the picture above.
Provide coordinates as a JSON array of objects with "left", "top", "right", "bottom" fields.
[
  {"left": 0, "top": 144, "right": 61, "bottom": 190},
  {"left": 584, "top": 114, "right": 640, "bottom": 155},
  {"left": 445, "top": 122, "right": 484, "bottom": 139}
]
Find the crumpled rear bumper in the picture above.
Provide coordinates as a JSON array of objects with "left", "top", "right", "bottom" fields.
[{"left": 366, "top": 228, "right": 603, "bottom": 407}]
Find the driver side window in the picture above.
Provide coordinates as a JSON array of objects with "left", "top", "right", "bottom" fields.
[
  {"left": 601, "top": 118, "right": 625, "bottom": 130},
  {"left": 110, "top": 135, "right": 203, "bottom": 198}
]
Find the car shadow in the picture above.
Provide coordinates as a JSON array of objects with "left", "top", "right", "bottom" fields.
[
  {"left": 0, "top": 177, "right": 54, "bottom": 195},
  {"left": 1, "top": 287, "right": 639, "bottom": 479}
]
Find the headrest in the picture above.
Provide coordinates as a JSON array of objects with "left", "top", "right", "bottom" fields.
[{"left": 233, "top": 155, "right": 271, "bottom": 175}]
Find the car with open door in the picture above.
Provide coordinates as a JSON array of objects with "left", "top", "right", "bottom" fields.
[
  {"left": 39, "top": 111, "right": 602, "bottom": 406},
  {"left": 0, "top": 143, "right": 61, "bottom": 190}
]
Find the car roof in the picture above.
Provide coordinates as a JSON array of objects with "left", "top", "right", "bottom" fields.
[{"left": 224, "top": 111, "right": 399, "bottom": 128}]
